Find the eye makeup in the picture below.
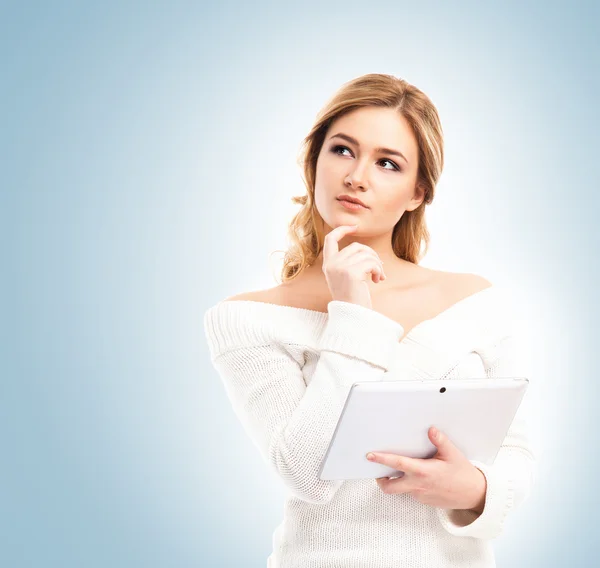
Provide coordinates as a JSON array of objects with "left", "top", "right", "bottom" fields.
[{"left": 330, "top": 144, "right": 402, "bottom": 172}]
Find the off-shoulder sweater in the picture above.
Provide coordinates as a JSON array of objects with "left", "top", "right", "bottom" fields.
[{"left": 203, "top": 285, "right": 536, "bottom": 568}]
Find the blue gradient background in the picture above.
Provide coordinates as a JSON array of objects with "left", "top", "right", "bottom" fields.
[{"left": 3, "top": 1, "right": 598, "bottom": 566}]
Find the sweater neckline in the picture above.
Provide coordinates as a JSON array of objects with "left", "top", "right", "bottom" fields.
[{"left": 222, "top": 284, "right": 496, "bottom": 347}]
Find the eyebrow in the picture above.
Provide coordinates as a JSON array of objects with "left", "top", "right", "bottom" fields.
[{"left": 327, "top": 132, "right": 409, "bottom": 164}]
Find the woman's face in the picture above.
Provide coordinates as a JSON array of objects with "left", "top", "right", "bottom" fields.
[{"left": 314, "top": 106, "right": 424, "bottom": 234}]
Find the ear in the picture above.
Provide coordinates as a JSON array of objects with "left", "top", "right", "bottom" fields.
[{"left": 406, "top": 184, "right": 426, "bottom": 212}]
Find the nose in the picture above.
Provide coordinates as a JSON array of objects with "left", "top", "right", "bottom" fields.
[{"left": 345, "top": 161, "right": 369, "bottom": 190}]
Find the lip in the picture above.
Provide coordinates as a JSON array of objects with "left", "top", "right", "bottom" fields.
[
  {"left": 336, "top": 195, "right": 369, "bottom": 208},
  {"left": 337, "top": 199, "right": 368, "bottom": 212}
]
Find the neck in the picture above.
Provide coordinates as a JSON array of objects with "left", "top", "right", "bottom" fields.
[
  {"left": 305, "top": 251, "right": 424, "bottom": 290},
  {"left": 311, "top": 250, "right": 416, "bottom": 272}
]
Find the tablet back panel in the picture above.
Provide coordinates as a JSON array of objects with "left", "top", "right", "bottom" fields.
[{"left": 318, "top": 377, "right": 528, "bottom": 481}]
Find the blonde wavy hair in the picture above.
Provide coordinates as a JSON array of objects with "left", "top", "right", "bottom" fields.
[{"left": 273, "top": 73, "right": 444, "bottom": 284}]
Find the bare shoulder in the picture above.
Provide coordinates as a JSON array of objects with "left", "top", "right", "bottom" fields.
[
  {"left": 439, "top": 270, "right": 493, "bottom": 297},
  {"left": 222, "top": 287, "right": 283, "bottom": 305},
  {"left": 223, "top": 275, "right": 329, "bottom": 312}
]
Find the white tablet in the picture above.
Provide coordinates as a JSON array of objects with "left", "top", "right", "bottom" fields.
[{"left": 318, "top": 377, "right": 529, "bottom": 481}]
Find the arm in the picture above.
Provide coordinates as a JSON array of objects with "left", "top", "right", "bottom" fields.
[
  {"left": 204, "top": 300, "right": 404, "bottom": 505},
  {"left": 468, "top": 469, "right": 486, "bottom": 515},
  {"left": 435, "top": 332, "right": 538, "bottom": 540}
]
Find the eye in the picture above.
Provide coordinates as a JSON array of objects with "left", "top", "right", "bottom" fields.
[
  {"left": 379, "top": 158, "right": 400, "bottom": 171},
  {"left": 331, "top": 145, "right": 351, "bottom": 157},
  {"left": 330, "top": 145, "right": 400, "bottom": 172}
]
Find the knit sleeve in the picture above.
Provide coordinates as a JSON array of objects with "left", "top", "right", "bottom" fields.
[
  {"left": 435, "top": 330, "right": 537, "bottom": 540},
  {"left": 203, "top": 300, "right": 405, "bottom": 505}
]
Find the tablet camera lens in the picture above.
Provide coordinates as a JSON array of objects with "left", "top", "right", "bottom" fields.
[{"left": 439, "top": 387, "right": 446, "bottom": 393}]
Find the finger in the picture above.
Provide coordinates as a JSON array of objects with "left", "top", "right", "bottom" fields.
[
  {"left": 325, "top": 236, "right": 386, "bottom": 281},
  {"left": 367, "top": 452, "right": 420, "bottom": 474},
  {"left": 366, "top": 259, "right": 386, "bottom": 282},
  {"left": 337, "top": 241, "right": 384, "bottom": 266},
  {"left": 345, "top": 250, "right": 384, "bottom": 271},
  {"left": 376, "top": 475, "right": 413, "bottom": 495},
  {"left": 345, "top": 253, "right": 386, "bottom": 282},
  {"left": 356, "top": 247, "right": 385, "bottom": 279},
  {"left": 375, "top": 261, "right": 386, "bottom": 281},
  {"left": 323, "top": 225, "right": 359, "bottom": 264}
]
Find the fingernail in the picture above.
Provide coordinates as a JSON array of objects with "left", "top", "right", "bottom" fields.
[{"left": 366, "top": 453, "right": 375, "bottom": 461}]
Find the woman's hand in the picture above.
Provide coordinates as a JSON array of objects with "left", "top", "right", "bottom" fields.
[
  {"left": 322, "top": 224, "right": 386, "bottom": 310},
  {"left": 367, "top": 427, "right": 487, "bottom": 512}
]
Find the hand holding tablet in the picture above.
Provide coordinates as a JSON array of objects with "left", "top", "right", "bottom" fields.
[
  {"left": 366, "top": 425, "right": 489, "bottom": 511},
  {"left": 318, "top": 377, "right": 529, "bottom": 482}
]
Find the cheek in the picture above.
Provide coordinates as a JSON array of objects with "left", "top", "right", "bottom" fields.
[
  {"left": 378, "top": 195, "right": 406, "bottom": 216},
  {"left": 319, "top": 159, "right": 341, "bottom": 182},
  {"left": 314, "top": 161, "right": 340, "bottom": 200},
  {"left": 371, "top": 192, "right": 413, "bottom": 223},
  {"left": 313, "top": 180, "right": 332, "bottom": 216},
  {"left": 314, "top": 159, "right": 333, "bottom": 190},
  {"left": 386, "top": 187, "right": 415, "bottom": 210}
]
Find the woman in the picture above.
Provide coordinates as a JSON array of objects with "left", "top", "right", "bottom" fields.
[{"left": 204, "top": 73, "right": 536, "bottom": 568}]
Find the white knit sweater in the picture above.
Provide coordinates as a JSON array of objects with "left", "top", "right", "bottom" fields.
[{"left": 203, "top": 285, "right": 536, "bottom": 568}]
